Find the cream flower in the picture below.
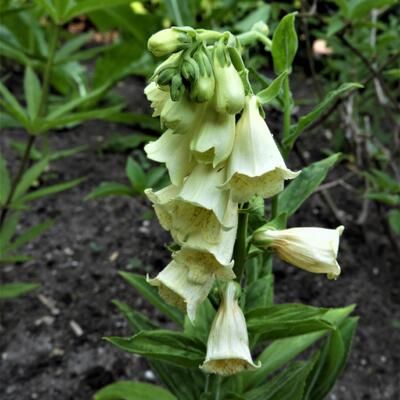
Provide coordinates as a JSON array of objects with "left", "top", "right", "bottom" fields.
[
  {"left": 148, "top": 249, "right": 235, "bottom": 322},
  {"left": 223, "top": 95, "right": 299, "bottom": 203},
  {"left": 160, "top": 96, "right": 206, "bottom": 133},
  {"left": 144, "top": 81, "right": 170, "bottom": 117},
  {"left": 190, "top": 105, "right": 236, "bottom": 167},
  {"left": 201, "top": 282, "right": 260, "bottom": 375},
  {"left": 145, "top": 164, "right": 234, "bottom": 245},
  {"left": 144, "top": 128, "right": 195, "bottom": 186},
  {"left": 253, "top": 226, "right": 345, "bottom": 279}
]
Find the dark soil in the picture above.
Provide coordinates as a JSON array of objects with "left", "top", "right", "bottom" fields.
[{"left": 0, "top": 77, "right": 399, "bottom": 400}]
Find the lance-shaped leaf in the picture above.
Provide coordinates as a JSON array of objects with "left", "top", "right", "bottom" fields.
[
  {"left": 246, "top": 304, "right": 335, "bottom": 343},
  {"left": 277, "top": 153, "right": 342, "bottom": 217},
  {"left": 24, "top": 66, "right": 41, "bottom": 121},
  {"left": 105, "top": 330, "right": 205, "bottom": 368},
  {"left": 243, "top": 304, "right": 355, "bottom": 390},
  {"left": 0, "top": 153, "right": 10, "bottom": 205},
  {"left": 257, "top": 71, "right": 288, "bottom": 104},
  {"left": 271, "top": 13, "right": 298, "bottom": 74},
  {"left": 94, "top": 381, "right": 177, "bottom": 400},
  {"left": 0, "top": 282, "right": 40, "bottom": 299},
  {"left": 283, "top": 83, "right": 362, "bottom": 150}
]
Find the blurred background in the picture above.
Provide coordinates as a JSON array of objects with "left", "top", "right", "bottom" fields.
[{"left": 0, "top": 0, "right": 399, "bottom": 399}]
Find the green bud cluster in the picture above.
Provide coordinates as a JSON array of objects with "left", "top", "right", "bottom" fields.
[{"left": 148, "top": 27, "right": 246, "bottom": 105}]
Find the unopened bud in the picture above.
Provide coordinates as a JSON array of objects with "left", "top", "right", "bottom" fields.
[
  {"left": 170, "top": 74, "right": 184, "bottom": 101},
  {"left": 148, "top": 28, "right": 190, "bottom": 57}
]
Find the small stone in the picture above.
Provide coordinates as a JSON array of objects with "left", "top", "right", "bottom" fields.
[
  {"left": 109, "top": 251, "right": 119, "bottom": 262},
  {"left": 144, "top": 370, "right": 155, "bottom": 381},
  {"left": 64, "top": 247, "right": 74, "bottom": 256},
  {"left": 34, "top": 316, "right": 55, "bottom": 326},
  {"left": 70, "top": 320, "right": 84, "bottom": 337},
  {"left": 380, "top": 355, "right": 387, "bottom": 363},
  {"left": 372, "top": 268, "right": 379, "bottom": 275},
  {"left": 360, "top": 358, "right": 367, "bottom": 366}
]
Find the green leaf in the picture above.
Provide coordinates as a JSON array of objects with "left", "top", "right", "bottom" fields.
[
  {"left": 101, "top": 133, "right": 155, "bottom": 152},
  {"left": 256, "top": 71, "right": 288, "bottom": 104},
  {"left": 13, "top": 158, "right": 49, "bottom": 200},
  {"left": 163, "top": 0, "right": 195, "bottom": 26},
  {"left": 246, "top": 304, "right": 335, "bottom": 343},
  {"left": 0, "top": 255, "right": 32, "bottom": 265},
  {"left": 388, "top": 210, "right": 400, "bottom": 235},
  {"left": 0, "top": 153, "right": 10, "bottom": 205},
  {"left": 245, "top": 274, "right": 274, "bottom": 312},
  {"left": 243, "top": 305, "right": 355, "bottom": 390},
  {"left": 245, "top": 360, "right": 315, "bottom": 400},
  {"left": 95, "top": 381, "right": 177, "bottom": 400},
  {"left": 235, "top": 4, "right": 270, "bottom": 32},
  {"left": 126, "top": 157, "right": 146, "bottom": 193},
  {"left": 24, "top": 66, "right": 41, "bottom": 121},
  {"left": 65, "top": 0, "right": 134, "bottom": 22},
  {"left": 365, "top": 192, "right": 400, "bottom": 206},
  {"left": 119, "top": 271, "right": 184, "bottom": 325},
  {"left": 54, "top": 32, "right": 92, "bottom": 63},
  {"left": 6, "top": 219, "right": 54, "bottom": 253},
  {"left": 36, "top": 0, "right": 60, "bottom": 23},
  {"left": 112, "top": 300, "right": 158, "bottom": 333},
  {"left": 104, "top": 112, "right": 161, "bottom": 131},
  {"left": 0, "top": 282, "right": 40, "bottom": 299},
  {"left": 306, "top": 317, "right": 358, "bottom": 400},
  {"left": 147, "top": 167, "right": 167, "bottom": 188},
  {"left": 284, "top": 83, "right": 362, "bottom": 149},
  {"left": 105, "top": 330, "right": 205, "bottom": 368},
  {"left": 350, "top": 0, "right": 397, "bottom": 19},
  {"left": 0, "top": 213, "right": 20, "bottom": 248},
  {"left": 16, "top": 177, "right": 85, "bottom": 204},
  {"left": 271, "top": 13, "right": 298, "bottom": 74},
  {"left": 277, "top": 153, "right": 342, "bottom": 216},
  {"left": 85, "top": 182, "right": 134, "bottom": 200},
  {"left": 0, "top": 80, "right": 29, "bottom": 127}
]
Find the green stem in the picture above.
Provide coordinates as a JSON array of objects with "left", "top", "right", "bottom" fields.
[
  {"left": 237, "top": 31, "right": 272, "bottom": 48},
  {"left": 0, "top": 23, "right": 60, "bottom": 228},
  {"left": 233, "top": 204, "right": 249, "bottom": 284},
  {"left": 197, "top": 30, "right": 224, "bottom": 42},
  {"left": 214, "top": 375, "right": 222, "bottom": 400},
  {"left": 282, "top": 76, "right": 292, "bottom": 159},
  {"left": 270, "top": 195, "right": 278, "bottom": 219}
]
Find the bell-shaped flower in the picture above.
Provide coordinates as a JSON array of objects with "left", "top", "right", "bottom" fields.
[
  {"left": 190, "top": 105, "right": 236, "bottom": 167},
  {"left": 223, "top": 96, "right": 299, "bottom": 203},
  {"left": 148, "top": 248, "right": 235, "bottom": 322},
  {"left": 253, "top": 226, "right": 345, "bottom": 279},
  {"left": 213, "top": 44, "right": 245, "bottom": 114},
  {"left": 144, "top": 128, "right": 195, "bottom": 186},
  {"left": 145, "top": 164, "right": 234, "bottom": 245},
  {"left": 148, "top": 28, "right": 190, "bottom": 57},
  {"left": 144, "top": 82, "right": 170, "bottom": 117},
  {"left": 160, "top": 95, "right": 206, "bottom": 134},
  {"left": 201, "top": 282, "right": 259, "bottom": 375}
]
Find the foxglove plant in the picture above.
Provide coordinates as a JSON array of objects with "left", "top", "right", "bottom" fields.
[{"left": 98, "top": 15, "right": 358, "bottom": 400}]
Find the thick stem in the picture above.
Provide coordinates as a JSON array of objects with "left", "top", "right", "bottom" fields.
[
  {"left": 233, "top": 205, "right": 249, "bottom": 284},
  {"left": 237, "top": 31, "right": 272, "bottom": 49},
  {"left": 214, "top": 375, "right": 222, "bottom": 400}
]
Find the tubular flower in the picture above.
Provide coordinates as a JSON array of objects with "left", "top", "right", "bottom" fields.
[
  {"left": 144, "top": 128, "right": 196, "bottom": 186},
  {"left": 201, "top": 282, "right": 260, "bottom": 375},
  {"left": 253, "top": 226, "right": 345, "bottom": 279},
  {"left": 213, "top": 43, "right": 245, "bottom": 114},
  {"left": 148, "top": 249, "right": 235, "bottom": 322},
  {"left": 190, "top": 105, "right": 236, "bottom": 167},
  {"left": 148, "top": 28, "right": 190, "bottom": 57},
  {"left": 160, "top": 96, "right": 206, "bottom": 133},
  {"left": 223, "top": 95, "right": 299, "bottom": 203},
  {"left": 145, "top": 164, "right": 234, "bottom": 245},
  {"left": 144, "top": 82, "right": 170, "bottom": 117}
]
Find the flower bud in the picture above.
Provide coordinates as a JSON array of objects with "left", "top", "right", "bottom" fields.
[
  {"left": 148, "top": 28, "right": 189, "bottom": 57},
  {"left": 148, "top": 248, "right": 235, "bottom": 322},
  {"left": 170, "top": 73, "right": 185, "bottom": 101},
  {"left": 190, "top": 47, "right": 215, "bottom": 102},
  {"left": 253, "top": 226, "right": 345, "bottom": 279},
  {"left": 223, "top": 95, "right": 299, "bottom": 202},
  {"left": 213, "top": 43, "right": 245, "bottom": 114},
  {"left": 201, "top": 282, "right": 260, "bottom": 375}
]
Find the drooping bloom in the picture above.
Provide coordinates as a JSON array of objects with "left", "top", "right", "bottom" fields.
[
  {"left": 201, "top": 282, "right": 259, "bottom": 375},
  {"left": 223, "top": 95, "right": 299, "bottom": 203},
  {"left": 144, "top": 128, "right": 196, "bottom": 186},
  {"left": 148, "top": 249, "right": 235, "bottom": 322},
  {"left": 190, "top": 105, "right": 236, "bottom": 167},
  {"left": 253, "top": 226, "right": 345, "bottom": 279},
  {"left": 213, "top": 43, "right": 245, "bottom": 115},
  {"left": 144, "top": 82, "right": 170, "bottom": 117},
  {"left": 145, "top": 164, "right": 234, "bottom": 245}
]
